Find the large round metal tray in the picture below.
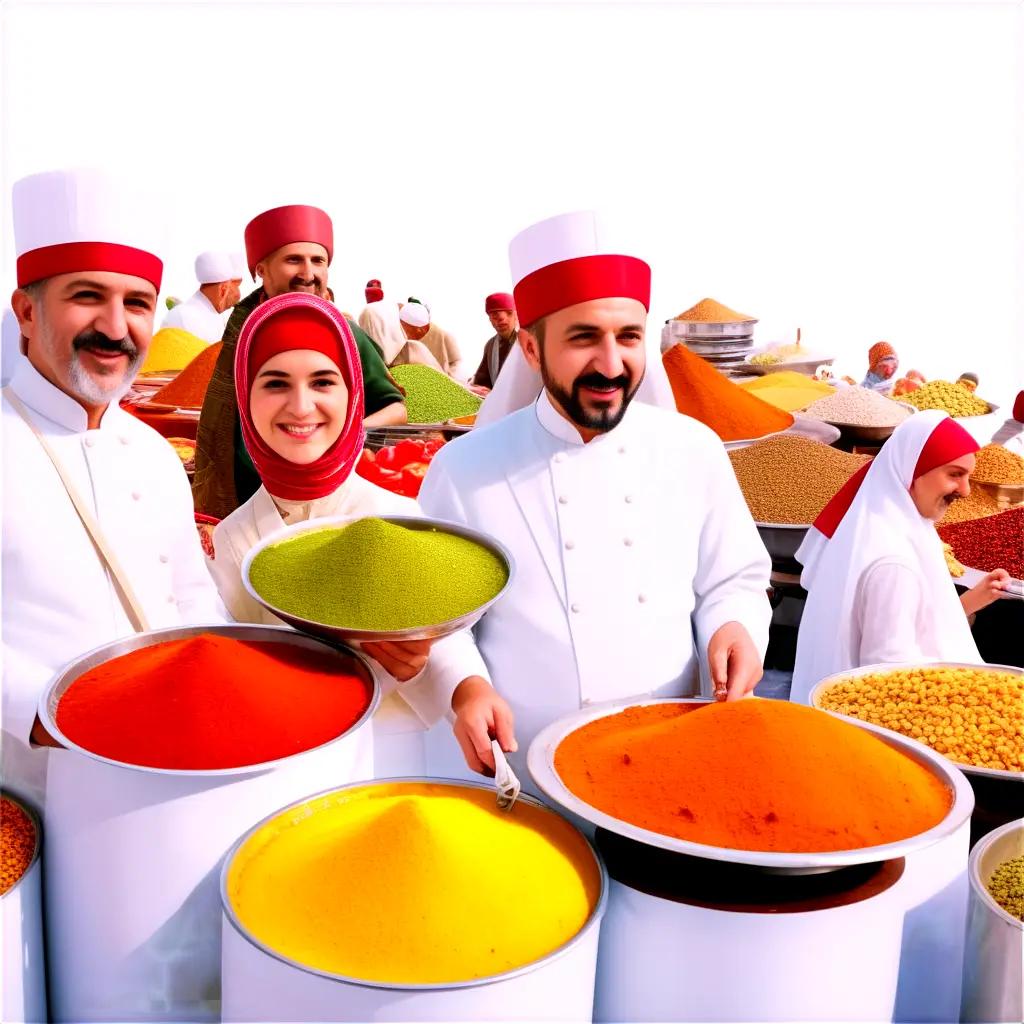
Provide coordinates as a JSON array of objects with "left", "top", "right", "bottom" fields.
[
  {"left": 37, "top": 624, "right": 380, "bottom": 777},
  {"left": 242, "top": 514, "right": 514, "bottom": 642},
  {"left": 527, "top": 697, "right": 974, "bottom": 873},
  {"left": 742, "top": 354, "right": 835, "bottom": 377},
  {"left": 810, "top": 661, "right": 1023, "bottom": 781}
]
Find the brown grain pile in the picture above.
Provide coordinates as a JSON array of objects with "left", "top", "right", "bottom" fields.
[
  {"left": 674, "top": 298, "right": 754, "bottom": 323},
  {"left": 971, "top": 444, "right": 1024, "bottom": 485}
]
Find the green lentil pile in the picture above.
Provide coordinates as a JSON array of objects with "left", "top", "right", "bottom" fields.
[
  {"left": 986, "top": 854, "right": 1024, "bottom": 921},
  {"left": 391, "top": 365, "right": 482, "bottom": 424},
  {"left": 900, "top": 380, "right": 990, "bottom": 417},
  {"left": 249, "top": 518, "right": 508, "bottom": 630},
  {"left": 728, "top": 435, "right": 870, "bottom": 524}
]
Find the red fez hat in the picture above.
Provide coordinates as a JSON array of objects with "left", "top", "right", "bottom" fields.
[
  {"left": 485, "top": 292, "right": 515, "bottom": 314},
  {"left": 244, "top": 205, "right": 333, "bottom": 278}
]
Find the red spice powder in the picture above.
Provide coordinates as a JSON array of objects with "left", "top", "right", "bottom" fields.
[
  {"left": 938, "top": 506, "right": 1024, "bottom": 580},
  {"left": 56, "top": 634, "right": 372, "bottom": 770}
]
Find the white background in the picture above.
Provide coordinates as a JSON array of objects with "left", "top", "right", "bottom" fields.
[{"left": 2, "top": 0, "right": 1021, "bottom": 400}]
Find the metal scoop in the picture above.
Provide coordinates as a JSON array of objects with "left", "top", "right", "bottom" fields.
[{"left": 491, "top": 739, "right": 521, "bottom": 811}]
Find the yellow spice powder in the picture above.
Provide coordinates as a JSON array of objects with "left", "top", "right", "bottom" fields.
[
  {"left": 674, "top": 297, "right": 754, "bottom": 323},
  {"left": 139, "top": 328, "right": 209, "bottom": 374},
  {"left": 739, "top": 372, "right": 835, "bottom": 412},
  {"left": 227, "top": 782, "right": 600, "bottom": 984}
]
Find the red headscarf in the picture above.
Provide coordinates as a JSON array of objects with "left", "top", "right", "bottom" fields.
[
  {"left": 235, "top": 293, "right": 365, "bottom": 501},
  {"left": 812, "top": 413, "right": 979, "bottom": 539}
]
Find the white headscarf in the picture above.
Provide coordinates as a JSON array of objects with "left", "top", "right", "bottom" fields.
[
  {"left": 475, "top": 333, "right": 676, "bottom": 427},
  {"left": 791, "top": 409, "right": 982, "bottom": 700}
]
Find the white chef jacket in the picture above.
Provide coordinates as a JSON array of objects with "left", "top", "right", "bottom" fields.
[
  {"left": 161, "top": 289, "right": 229, "bottom": 343},
  {"left": 208, "top": 474, "right": 488, "bottom": 776},
  {"left": 1, "top": 361, "right": 225, "bottom": 806},
  {"left": 418, "top": 391, "right": 773, "bottom": 780}
]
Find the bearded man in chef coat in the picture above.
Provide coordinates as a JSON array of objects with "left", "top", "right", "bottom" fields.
[
  {"left": 161, "top": 249, "right": 244, "bottom": 342},
  {"left": 2, "top": 169, "right": 225, "bottom": 806},
  {"left": 418, "top": 211, "right": 773, "bottom": 778},
  {"left": 193, "top": 205, "right": 408, "bottom": 519}
]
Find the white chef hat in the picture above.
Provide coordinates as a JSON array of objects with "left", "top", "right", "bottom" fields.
[
  {"left": 13, "top": 168, "right": 163, "bottom": 290},
  {"left": 195, "top": 250, "right": 243, "bottom": 284},
  {"left": 399, "top": 301, "right": 431, "bottom": 328},
  {"left": 230, "top": 251, "right": 248, "bottom": 281}
]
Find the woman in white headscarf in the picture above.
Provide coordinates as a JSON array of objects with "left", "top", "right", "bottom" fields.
[{"left": 791, "top": 409, "right": 1011, "bottom": 703}]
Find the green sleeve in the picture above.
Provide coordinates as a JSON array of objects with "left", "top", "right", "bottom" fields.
[{"left": 348, "top": 319, "right": 404, "bottom": 413}]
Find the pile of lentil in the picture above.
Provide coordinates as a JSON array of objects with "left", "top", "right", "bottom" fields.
[
  {"left": 739, "top": 371, "right": 836, "bottom": 412},
  {"left": 938, "top": 506, "right": 1024, "bottom": 580},
  {"left": 971, "top": 444, "right": 1024, "bottom": 485},
  {"left": 674, "top": 297, "right": 753, "bottom": 322},
  {"left": 663, "top": 344, "right": 794, "bottom": 441},
  {"left": 555, "top": 700, "right": 951, "bottom": 852},
  {"left": 226, "top": 781, "right": 600, "bottom": 983},
  {"left": 803, "top": 386, "right": 913, "bottom": 428},
  {"left": 900, "top": 380, "right": 990, "bottom": 417},
  {"left": 986, "top": 855, "right": 1024, "bottom": 921},
  {"left": 249, "top": 518, "right": 508, "bottom": 630},
  {"left": 728, "top": 435, "right": 870, "bottom": 524},
  {"left": 390, "top": 364, "right": 482, "bottom": 424},
  {"left": 139, "top": 328, "right": 209, "bottom": 375},
  {"left": 1, "top": 796, "right": 36, "bottom": 894},
  {"left": 151, "top": 342, "right": 222, "bottom": 408},
  {"left": 816, "top": 666, "right": 1024, "bottom": 772}
]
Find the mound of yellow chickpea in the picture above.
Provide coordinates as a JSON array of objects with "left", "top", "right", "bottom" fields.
[{"left": 817, "top": 666, "right": 1023, "bottom": 772}]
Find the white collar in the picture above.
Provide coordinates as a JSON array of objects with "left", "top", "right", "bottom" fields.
[
  {"left": 8, "top": 359, "right": 127, "bottom": 433},
  {"left": 534, "top": 388, "right": 631, "bottom": 447},
  {"left": 193, "top": 289, "right": 219, "bottom": 315}
]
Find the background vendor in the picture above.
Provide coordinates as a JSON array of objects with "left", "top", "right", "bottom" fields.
[{"left": 861, "top": 340, "right": 899, "bottom": 393}]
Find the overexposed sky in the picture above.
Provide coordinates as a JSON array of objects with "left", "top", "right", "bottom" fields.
[{"left": 2, "top": 0, "right": 1021, "bottom": 396}]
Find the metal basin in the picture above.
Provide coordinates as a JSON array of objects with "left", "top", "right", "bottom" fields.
[
  {"left": 243, "top": 514, "right": 515, "bottom": 643},
  {"left": 756, "top": 522, "right": 809, "bottom": 573},
  {"left": 669, "top": 319, "right": 757, "bottom": 340},
  {"left": 810, "top": 661, "right": 1023, "bottom": 782},
  {"left": 527, "top": 697, "right": 973, "bottom": 874}
]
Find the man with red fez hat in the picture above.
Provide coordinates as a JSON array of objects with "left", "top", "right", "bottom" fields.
[
  {"left": 471, "top": 292, "right": 519, "bottom": 390},
  {"left": 791, "top": 409, "right": 1011, "bottom": 703},
  {"left": 193, "top": 204, "right": 407, "bottom": 520},
  {"left": 3, "top": 169, "right": 224, "bottom": 805},
  {"left": 418, "top": 211, "right": 772, "bottom": 780}
]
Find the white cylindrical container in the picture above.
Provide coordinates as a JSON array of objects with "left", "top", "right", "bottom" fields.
[
  {"left": 40, "top": 624, "right": 379, "bottom": 1024},
  {"left": 592, "top": 830, "right": 906, "bottom": 1023},
  {"left": 1, "top": 791, "right": 46, "bottom": 1024},
  {"left": 960, "top": 818, "right": 1023, "bottom": 1024},
  {"left": 221, "top": 780, "right": 608, "bottom": 1022}
]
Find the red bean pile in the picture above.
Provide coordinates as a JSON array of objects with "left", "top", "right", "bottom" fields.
[{"left": 938, "top": 507, "right": 1024, "bottom": 580}]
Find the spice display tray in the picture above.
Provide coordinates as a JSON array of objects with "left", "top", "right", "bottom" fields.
[
  {"left": 742, "top": 355, "right": 835, "bottom": 377},
  {"left": 527, "top": 697, "right": 973, "bottom": 874},
  {"left": 242, "top": 514, "right": 515, "bottom": 643},
  {"left": 810, "top": 661, "right": 1023, "bottom": 781}
]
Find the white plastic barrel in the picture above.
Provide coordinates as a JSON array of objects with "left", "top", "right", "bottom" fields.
[
  {"left": 1, "top": 790, "right": 46, "bottom": 1023},
  {"left": 220, "top": 780, "right": 608, "bottom": 1022},
  {"left": 960, "top": 818, "right": 1023, "bottom": 1024},
  {"left": 39, "top": 624, "right": 379, "bottom": 1024},
  {"left": 592, "top": 830, "right": 907, "bottom": 1023}
]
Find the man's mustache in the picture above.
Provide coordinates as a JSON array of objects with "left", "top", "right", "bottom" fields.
[
  {"left": 575, "top": 372, "right": 630, "bottom": 392},
  {"left": 72, "top": 330, "right": 138, "bottom": 357}
]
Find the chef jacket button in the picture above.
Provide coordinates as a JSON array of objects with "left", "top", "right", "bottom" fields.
[
  {"left": 84, "top": 435, "right": 97, "bottom": 448},
  {"left": 558, "top": 495, "right": 569, "bottom": 505},
  {"left": 166, "top": 594, "right": 176, "bottom": 604},
  {"left": 582, "top": 698, "right": 593, "bottom": 707},
  {"left": 624, "top": 495, "right": 633, "bottom": 503},
  {"left": 159, "top": 553, "right": 170, "bottom": 564},
  {"left": 623, "top": 537, "right": 633, "bottom": 547},
  {"left": 554, "top": 452, "right": 566, "bottom": 464},
  {"left": 119, "top": 435, "right": 130, "bottom": 445},
  {"left": 638, "top": 593, "right": 647, "bottom": 604},
  {"left": 131, "top": 491, "right": 142, "bottom": 501},
  {"left": 564, "top": 539, "right": 575, "bottom": 550},
  {"left": 618, "top": 446, "right": 626, "bottom": 454},
  {"left": 571, "top": 602, "right": 581, "bottom": 614}
]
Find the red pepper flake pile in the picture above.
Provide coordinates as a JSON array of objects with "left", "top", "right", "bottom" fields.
[
  {"left": 938, "top": 506, "right": 1024, "bottom": 580},
  {"left": 56, "top": 634, "right": 373, "bottom": 770},
  {"left": 1, "top": 797, "right": 36, "bottom": 894}
]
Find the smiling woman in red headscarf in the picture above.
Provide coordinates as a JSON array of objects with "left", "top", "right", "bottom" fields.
[
  {"left": 207, "top": 293, "right": 486, "bottom": 775},
  {"left": 790, "top": 409, "right": 1011, "bottom": 702}
]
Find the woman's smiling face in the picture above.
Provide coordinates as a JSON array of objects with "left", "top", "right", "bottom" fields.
[{"left": 249, "top": 349, "right": 350, "bottom": 464}]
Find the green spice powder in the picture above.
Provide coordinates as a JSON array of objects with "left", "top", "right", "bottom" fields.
[
  {"left": 249, "top": 519, "right": 508, "bottom": 630},
  {"left": 391, "top": 364, "right": 482, "bottom": 424},
  {"left": 986, "top": 854, "right": 1024, "bottom": 921}
]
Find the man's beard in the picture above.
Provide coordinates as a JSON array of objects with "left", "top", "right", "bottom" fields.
[
  {"left": 539, "top": 358, "right": 642, "bottom": 434},
  {"left": 68, "top": 330, "right": 142, "bottom": 405}
]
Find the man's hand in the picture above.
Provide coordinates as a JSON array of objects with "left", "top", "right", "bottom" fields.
[
  {"left": 451, "top": 676, "right": 516, "bottom": 775},
  {"left": 708, "top": 621, "right": 763, "bottom": 702},
  {"left": 961, "top": 569, "right": 1010, "bottom": 616},
  {"left": 361, "top": 639, "right": 434, "bottom": 682}
]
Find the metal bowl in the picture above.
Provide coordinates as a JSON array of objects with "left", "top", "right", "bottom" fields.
[
  {"left": 242, "top": 514, "right": 515, "bottom": 643},
  {"left": 786, "top": 414, "right": 842, "bottom": 445},
  {"left": 669, "top": 319, "right": 757, "bottom": 340},
  {"left": 809, "top": 661, "right": 1023, "bottom": 781},
  {"left": 527, "top": 697, "right": 974, "bottom": 874},
  {"left": 722, "top": 420, "right": 796, "bottom": 450},
  {"left": 756, "top": 522, "right": 809, "bottom": 571},
  {"left": 975, "top": 479, "right": 1024, "bottom": 508},
  {"left": 37, "top": 624, "right": 380, "bottom": 777}
]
